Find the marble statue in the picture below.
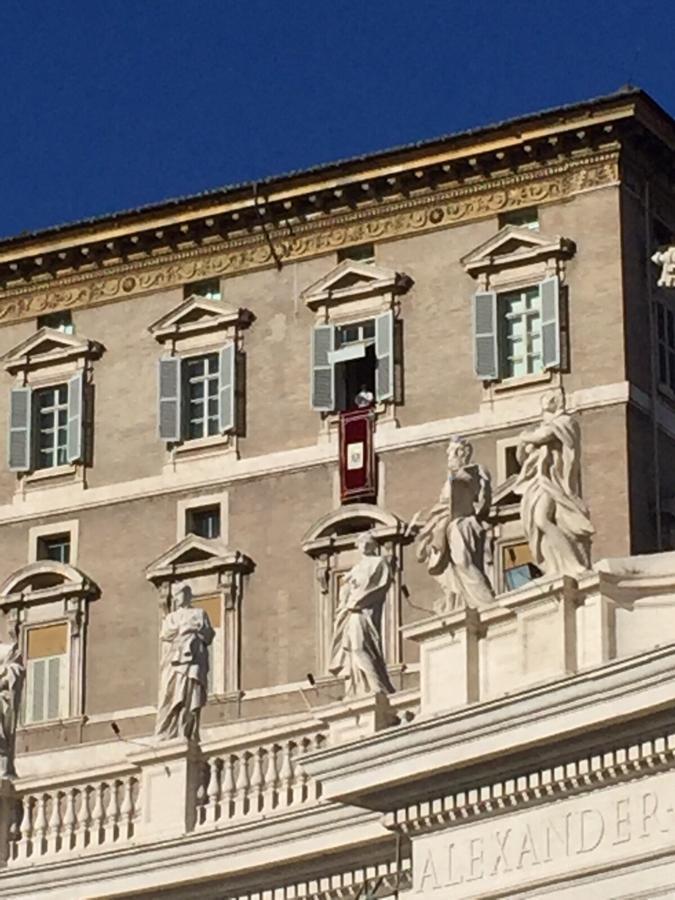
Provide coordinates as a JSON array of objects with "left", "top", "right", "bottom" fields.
[
  {"left": 411, "top": 436, "right": 495, "bottom": 612},
  {"left": 652, "top": 247, "right": 675, "bottom": 288},
  {"left": 329, "top": 531, "right": 395, "bottom": 697},
  {"left": 513, "top": 390, "right": 593, "bottom": 578},
  {"left": 155, "top": 582, "right": 215, "bottom": 742},
  {"left": 0, "top": 642, "right": 24, "bottom": 778}
]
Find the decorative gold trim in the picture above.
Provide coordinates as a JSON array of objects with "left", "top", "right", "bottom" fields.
[{"left": 0, "top": 152, "right": 619, "bottom": 326}]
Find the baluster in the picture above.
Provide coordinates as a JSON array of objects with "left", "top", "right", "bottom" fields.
[
  {"left": 47, "top": 791, "right": 61, "bottom": 855},
  {"left": 221, "top": 757, "right": 235, "bottom": 820},
  {"left": 33, "top": 794, "right": 48, "bottom": 856},
  {"left": 62, "top": 788, "right": 77, "bottom": 851},
  {"left": 312, "top": 734, "right": 324, "bottom": 800},
  {"left": 234, "top": 753, "right": 250, "bottom": 818},
  {"left": 249, "top": 749, "right": 264, "bottom": 815},
  {"left": 107, "top": 782, "right": 121, "bottom": 843},
  {"left": 91, "top": 783, "right": 105, "bottom": 845},
  {"left": 119, "top": 778, "right": 134, "bottom": 839},
  {"left": 264, "top": 746, "right": 279, "bottom": 811},
  {"left": 206, "top": 759, "right": 221, "bottom": 824},
  {"left": 296, "top": 739, "right": 310, "bottom": 803},
  {"left": 195, "top": 776, "right": 207, "bottom": 827},
  {"left": 13, "top": 798, "right": 27, "bottom": 861},
  {"left": 78, "top": 788, "right": 92, "bottom": 848},
  {"left": 278, "top": 743, "right": 294, "bottom": 809}
]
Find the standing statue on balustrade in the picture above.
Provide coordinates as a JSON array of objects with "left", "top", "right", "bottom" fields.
[
  {"left": 513, "top": 390, "right": 593, "bottom": 578},
  {"left": 155, "top": 582, "right": 214, "bottom": 742},
  {"left": 0, "top": 641, "right": 24, "bottom": 778},
  {"left": 329, "top": 531, "right": 395, "bottom": 697},
  {"left": 410, "top": 436, "right": 495, "bottom": 612}
]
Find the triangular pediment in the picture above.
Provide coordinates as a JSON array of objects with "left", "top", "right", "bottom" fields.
[
  {"left": 461, "top": 225, "right": 575, "bottom": 275},
  {"left": 148, "top": 296, "right": 250, "bottom": 342},
  {"left": 301, "top": 260, "right": 412, "bottom": 309},
  {"left": 2, "top": 327, "right": 102, "bottom": 373},
  {"left": 146, "top": 534, "right": 254, "bottom": 582}
]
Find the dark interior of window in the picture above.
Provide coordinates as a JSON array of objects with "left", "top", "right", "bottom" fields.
[
  {"left": 184, "top": 278, "right": 221, "bottom": 300},
  {"left": 37, "top": 533, "right": 71, "bottom": 564},
  {"left": 337, "top": 243, "right": 375, "bottom": 264},
  {"left": 336, "top": 346, "right": 376, "bottom": 412},
  {"left": 37, "top": 310, "right": 73, "bottom": 333},
  {"left": 187, "top": 506, "right": 221, "bottom": 540}
]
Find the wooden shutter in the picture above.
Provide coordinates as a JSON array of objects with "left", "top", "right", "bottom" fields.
[
  {"left": 540, "top": 276, "right": 561, "bottom": 369},
  {"left": 8, "top": 386, "right": 32, "bottom": 471},
  {"left": 375, "top": 311, "right": 394, "bottom": 401},
  {"left": 158, "top": 357, "right": 182, "bottom": 441},
  {"left": 311, "top": 324, "right": 335, "bottom": 411},
  {"left": 67, "top": 371, "right": 84, "bottom": 463},
  {"left": 473, "top": 291, "right": 498, "bottom": 380},
  {"left": 218, "top": 343, "right": 236, "bottom": 433}
]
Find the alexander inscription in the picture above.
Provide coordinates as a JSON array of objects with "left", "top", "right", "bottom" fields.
[{"left": 413, "top": 770, "right": 675, "bottom": 897}]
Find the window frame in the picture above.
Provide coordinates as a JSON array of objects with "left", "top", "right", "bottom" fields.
[
  {"left": 33, "top": 382, "right": 69, "bottom": 470},
  {"left": 23, "top": 622, "right": 70, "bottom": 726},
  {"left": 497, "top": 285, "right": 545, "bottom": 380},
  {"left": 29, "top": 520, "right": 79, "bottom": 566},
  {"left": 656, "top": 294, "right": 675, "bottom": 398}
]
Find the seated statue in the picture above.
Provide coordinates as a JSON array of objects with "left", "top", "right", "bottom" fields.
[
  {"left": 411, "top": 436, "right": 495, "bottom": 612},
  {"left": 329, "top": 531, "right": 395, "bottom": 697}
]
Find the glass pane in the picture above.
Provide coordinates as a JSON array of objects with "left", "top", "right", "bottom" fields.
[
  {"left": 30, "top": 659, "right": 45, "bottom": 723},
  {"left": 207, "top": 354, "right": 219, "bottom": 375},
  {"left": 46, "top": 657, "right": 62, "bottom": 721}
]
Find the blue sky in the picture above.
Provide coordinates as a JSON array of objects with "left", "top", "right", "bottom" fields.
[{"left": 0, "top": 0, "right": 672, "bottom": 238}]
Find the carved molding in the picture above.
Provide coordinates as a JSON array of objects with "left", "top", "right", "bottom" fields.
[{"left": 0, "top": 153, "right": 619, "bottom": 326}]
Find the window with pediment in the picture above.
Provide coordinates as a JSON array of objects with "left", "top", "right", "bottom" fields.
[
  {"left": 148, "top": 295, "right": 253, "bottom": 463},
  {"left": 462, "top": 225, "right": 575, "bottom": 390},
  {"left": 301, "top": 261, "right": 412, "bottom": 425},
  {"left": 146, "top": 534, "right": 254, "bottom": 697},
  {"left": 2, "top": 327, "right": 104, "bottom": 486},
  {"left": 0, "top": 561, "right": 99, "bottom": 726}
]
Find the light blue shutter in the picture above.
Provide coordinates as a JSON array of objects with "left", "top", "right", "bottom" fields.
[
  {"left": 67, "top": 372, "right": 84, "bottom": 463},
  {"left": 218, "top": 343, "right": 236, "bottom": 433},
  {"left": 311, "top": 325, "right": 335, "bottom": 411},
  {"left": 46, "top": 657, "right": 61, "bottom": 721},
  {"left": 540, "top": 276, "right": 561, "bottom": 369},
  {"left": 8, "top": 387, "right": 32, "bottom": 471},
  {"left": 30, "top": 659, "right": 45, "bottom": 723},
  {"left": 158, "top": 357, "right": 182, "bottom": 441},
  {"left": 473, "top": 291, "right": 498, "bottom": 379},
  {"left": 375, "top": 311, "right": 394, "bottom": 401}
]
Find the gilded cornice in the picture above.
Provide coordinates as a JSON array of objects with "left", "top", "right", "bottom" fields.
[{"left": 0, "top": 150, "right": 619, "bottom": 326}]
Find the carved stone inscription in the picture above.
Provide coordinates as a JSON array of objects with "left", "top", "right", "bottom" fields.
[{"left": 412, "top": 771, "right": 675, "bottom": 897}]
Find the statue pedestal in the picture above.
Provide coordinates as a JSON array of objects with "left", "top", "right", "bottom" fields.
[
  {"left": 129, "top": 737, "right": 202, "bottom": 841},
  {"left": 0, "top": 779, "right": 16, "bottom": 867},
  {"left": 317, "top": 692, "right": 396, "bottom": 745},
  {"left": 403, "top": 607, "right": 481, "bottom": 716}
]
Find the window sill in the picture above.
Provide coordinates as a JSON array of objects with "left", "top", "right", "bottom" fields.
[
  {"left": 165, "top": 432, "right": 237, "bottom": 470},
  {"left": 318, "top": 402, "right": 398, "bottom": 444},
  {"left": 492, "top": 369, "right": 554, "bottom": 393},
  {"left": 17, "top": 463, "right": 83, "bottom": 497}
]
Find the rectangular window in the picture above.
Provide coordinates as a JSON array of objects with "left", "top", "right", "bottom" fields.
[
  {"left": 333, "top": 320, "right": 376, "bottom": 411},
  {"left": 498, "top": 287, "right": 543, "bottom": 379},
  {"left": 337, "top": 243, "right": 375, "bottom": 263},
  {"left": 34, "top": 384, "right": 69, "bottom": 469},
  {"left": 501, "top": 542, "right": 541, "bottom": 592},
  {"left": 498, "top": 207, "right": 539, "bottom": 231},
  {"left": 192, "top": 596, "right": 222, "bottom": 694},
  {"left": 657, "top": 301, "right": 675, "bottom": 394},
  {"left": 187, "top": 505, "right": 221, "bottom": 539},
  {"left": 37, "top": 533, "right": 71, "bottom": 564},
  {"left": 37, "top": 311, "right": 74, "bottom": 334},
  {"left": 184, "top": 279, "right": 221, "bottom": 301},
  {"left": 24, "top": 623, "right": 68, "bottom": 724},
  {"left": 183, "top": 354, "right": 220, "bottom": 440}
]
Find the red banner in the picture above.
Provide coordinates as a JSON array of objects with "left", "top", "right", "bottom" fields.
[{"left": 339, "top": 408, "right": 376, "bottom": 503}]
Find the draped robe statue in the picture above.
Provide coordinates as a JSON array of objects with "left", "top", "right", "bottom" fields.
[
  {"left": 155, "top": 583, "right": 214, "bottom": 742},
  {"left": 513, "top": 391, "right": 593, "bottom": 578},
  {"left": 329, "top": 532, "right": 395, "bottom": 697},
  {"left": 411, "top": 437, "right": 495, "bottom": 612},
  {"left": 0, "top": 642, "right": 24, "bottom": 778}
]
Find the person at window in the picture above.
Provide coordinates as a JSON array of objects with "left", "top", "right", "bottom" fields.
[
  {"left": 354, "top": 384, "right": 374, "bottom": 409},
  {"left": 329, "top": 532, "right": 394, "bottom": 697},
  {"left": 410, "top": 436, "right": 495, "bottom": 612},
  {"left": 155, "top": 583, "right": 214, "bottom": 742},
  {"left": 0, "top": 641, "right": 24, "bottom": 777},
  {"left": 513, "top": 390, "right": 593, "bottom": 577}
]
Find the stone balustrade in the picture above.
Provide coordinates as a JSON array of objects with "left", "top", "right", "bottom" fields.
[{"left": 8, "top": 769, "right": 140, "bottom": 865}]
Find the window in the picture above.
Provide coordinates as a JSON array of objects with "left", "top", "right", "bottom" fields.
[
  {"left": 158, "top": 346, "right": 235, "bottom": 444},
  {"left": 37, "top": 311, "right": 74, "bottom": 334},
  {"left": 499, "top": 287, "right": 543, "bottom": 378},
  {"left": 502, "top": 542, "right": 541, "bottom": 592},
  {"left": 334, "top": 320, "right": 376, "bottom": 411},
  {"left": 337, "top": 243, "right": 375, "bottom": 264},
  {"left": 498, "top": 207, "right": 539, "bottom": 231},
  {"left": 34, "top": 384, "right": 69, "bottom": 469},
  {"left": 24, "top": 623, "right": 68, "bottom": 724},
  {"left": 187, "top": 505, "right": 221, "bottom": 539},
  {"left": 37, "top": 533, "right": 71, "bottom": 564},
  {"left": 657, "top": 301, "right": 675, "bottom": 394},
  {"left": 184, "top": 278, "right": 221, "bottom": 301}
]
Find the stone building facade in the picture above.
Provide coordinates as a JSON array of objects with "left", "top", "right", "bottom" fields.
[{"left": 0, "top": 87, "right": 673, "bottom": 897}]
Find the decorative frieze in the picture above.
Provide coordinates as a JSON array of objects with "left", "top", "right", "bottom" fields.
[{"left": 0, "top": 153, "right": 619, "bottom": 326}]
